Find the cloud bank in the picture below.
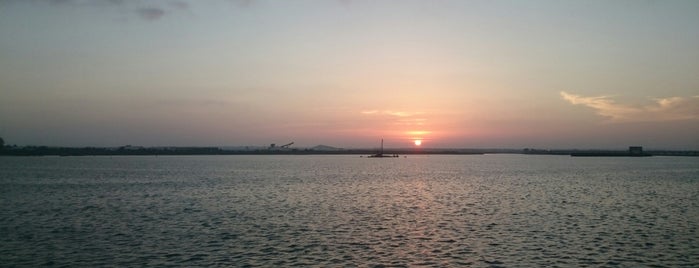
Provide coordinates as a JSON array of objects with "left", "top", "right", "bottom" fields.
[
  {"left": 360, "top": 110, "right": 423, "bottom": 117},
  {"left": 0, "top": 0, "right": 191, "bottom": 21},
  {"left": 560, "top": 91, "right": 699, "bottom": 122},
  {"left": 361, "top": 110, "right": 427, "bottom": 126}
]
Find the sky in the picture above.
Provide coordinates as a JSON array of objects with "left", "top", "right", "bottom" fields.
[{"left": 1, "top": 0, "right": 698, "bottom": 149}]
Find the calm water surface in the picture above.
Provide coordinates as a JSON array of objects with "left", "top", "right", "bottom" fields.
[{"left": 1, "top": 155, "right": 698, "bottom": 267}]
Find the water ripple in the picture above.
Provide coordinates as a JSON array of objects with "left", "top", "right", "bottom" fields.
[{"left": 0, "top": 155, "right": 697, "bottom": 266}]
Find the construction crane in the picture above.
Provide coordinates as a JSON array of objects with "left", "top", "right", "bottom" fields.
[
  {"left": 269, "top": 142, "right": 294, "bottom": 150},
  {"left": 280, "top": 142, "right": 294, "bottom": 148}
]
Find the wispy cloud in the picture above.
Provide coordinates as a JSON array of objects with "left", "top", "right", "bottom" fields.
[
  {"left": 0, "top": 0, "right": 124, "bottom": 6},
  {"left": 227, "top": 0, "right": 253, "bottom": 8},
  {"left": 3, "top": 0, "right": 193, "bottom": 21},
  {"left": 360, "top": 110, "right": 427, "bottom": 127},
  {"left": 1, "top": 0, "right": 358, "bottom": 19},
  {"left": 136, "top": 7, "right": 165, "bottom": 21},
  {"left": 396, "top": 118, "right": 427, "bottom": 126},
  {"left": 360, "top": 110, "right": 423, "bottom": 117},
  {"left": 169, "top": 1, "right": 188, "bottom": 10},
  {"left": 153, "top": 98, "right": 231, "bottom": 108},
  {"left": 561, "top": 91, "right": 699, "bottom": 122}
]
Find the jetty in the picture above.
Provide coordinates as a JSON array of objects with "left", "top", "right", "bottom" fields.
[{"left": 571, "top": 146, "right": 652, "bottom": 157}]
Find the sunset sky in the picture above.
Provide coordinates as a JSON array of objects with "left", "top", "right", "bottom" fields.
[{"left": 1, "top": 0, "right": 698, "bottom": 149}]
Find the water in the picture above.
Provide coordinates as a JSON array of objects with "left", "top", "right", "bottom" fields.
[{"left": 1, "top": 155, "right": 697, "bottom": 267}]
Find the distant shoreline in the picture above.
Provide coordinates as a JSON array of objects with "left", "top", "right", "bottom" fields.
[{"left": 1, "top": 146, "right": 697, "bottom": 157}]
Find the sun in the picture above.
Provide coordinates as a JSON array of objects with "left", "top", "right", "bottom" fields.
[{"left": 414, "top": 139, "right": 422, "bottom": 146}]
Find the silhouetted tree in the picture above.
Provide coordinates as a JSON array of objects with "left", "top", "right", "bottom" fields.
[{"left": 0, "top": 137, "right": 4, "bottom": 149}]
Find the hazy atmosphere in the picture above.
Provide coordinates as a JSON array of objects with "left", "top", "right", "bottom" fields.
[{"left": 1, "top": 0, "right": 698, "bottom": 149}]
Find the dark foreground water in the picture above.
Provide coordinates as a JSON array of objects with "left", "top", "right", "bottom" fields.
[{"left": 1, "top": 155, "right": 698, "bottom": 267}]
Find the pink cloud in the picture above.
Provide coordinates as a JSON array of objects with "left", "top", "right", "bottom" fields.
[{"left": 561, "top": 91, "right": 699, "bottom": 122}]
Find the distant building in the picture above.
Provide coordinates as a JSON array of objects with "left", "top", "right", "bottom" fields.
[
  {"left": 629, "top": 146, "right": 643, "bottom": 155},
  {"left": 120, "top": 145, "right": 144, "bottom": 150},
  {"left": 310, "top": 145, "right": 344, "bottom": 151}
]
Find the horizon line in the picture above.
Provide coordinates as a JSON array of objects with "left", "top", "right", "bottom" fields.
[{"left": 3, "top": 144, "right": 699, "bottom": 152}]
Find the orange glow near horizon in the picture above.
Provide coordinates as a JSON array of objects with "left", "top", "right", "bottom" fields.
[
  {"left": 407, "top": 130, "right": 431, "bottom": 136},
  {"left": 407, "top": 130, "right": 430, "bottom": 145},
  {"left": 405, "top": 130, "right": 431, "bottom": 147}
]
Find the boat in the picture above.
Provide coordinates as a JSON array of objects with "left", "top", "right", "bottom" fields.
[{"left": 367, "top": 139, "right": 399, "bottom": 158}]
